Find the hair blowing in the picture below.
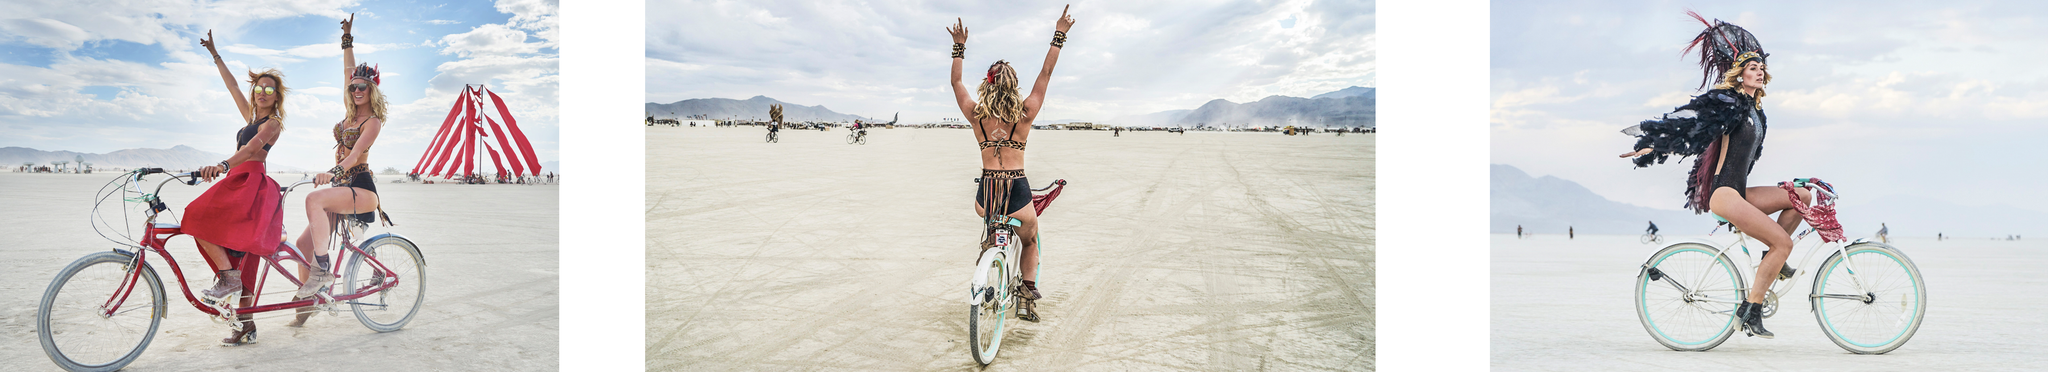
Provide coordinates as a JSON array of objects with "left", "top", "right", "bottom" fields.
[
  {"left": 247, "top": 68, "right": 289, "bottom": 122},
  {"left": 973, "top": 61, "right": 1025, "bottom": 123},
  {"left": 1711, "top": 61, "right": 1770, "bottom": 105}
]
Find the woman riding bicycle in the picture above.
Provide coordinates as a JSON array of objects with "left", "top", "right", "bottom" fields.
[
  {"left": 948, "top": 5, "right": 1075, "bottom": 323},
  {"left": 186, "top": 29, "right": 292, "bottom": 346},
  {"left": 1620, "top": 13, "right": 1812, "bottom": 339},
  {"left": 289, "top": 14, "right": 391, "bottom": 328}
]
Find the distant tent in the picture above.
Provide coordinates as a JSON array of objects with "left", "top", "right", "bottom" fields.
[{"left": 411, "top": 84, "right": 543, "bottom": 179}]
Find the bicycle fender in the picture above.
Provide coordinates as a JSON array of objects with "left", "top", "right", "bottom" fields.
[
  {"left": 967, "top": 248, "right": 1002, "bottom": 305},
  {"left": 361, "top": 233, "right": 425, "bottom": 266}
]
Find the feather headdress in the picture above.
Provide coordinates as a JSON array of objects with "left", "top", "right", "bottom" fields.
[{"left": 1682, "top": 11, "right": 1767, "bottom": 90}]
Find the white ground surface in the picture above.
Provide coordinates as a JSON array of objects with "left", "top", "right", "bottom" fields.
[
  {"left": 1493, "top": 233, "right": 2048, "bottom": 370},
  {"left": 0, "top": 172, "right": 558, "bottom": 371},
  {"left": 647, "top": 127, "right": 1374, "bottom": 371}
]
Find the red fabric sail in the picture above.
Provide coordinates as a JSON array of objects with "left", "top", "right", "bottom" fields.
[
  {"left": 484, "top": 115, "right": 525, "bottom": 176},
  {"left": 487, "top": 88, "right": 543, "bottom": 173},
  {"left": 485, "top": 146, "right": 507, "bottom": 177},
  {"left": 412, "top": 84, "right": 545, "bottom": 180},
  {"left": 414, "top": 88, "right": 468, "bottom": 174}
]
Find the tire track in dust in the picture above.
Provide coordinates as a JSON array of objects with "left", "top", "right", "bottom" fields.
[
  {"left": 1044, "top": 145, "right": 1220, "bottom": 369},
  {"left": 1219, "top": 148, "right": 1373, "bottom": 369}
]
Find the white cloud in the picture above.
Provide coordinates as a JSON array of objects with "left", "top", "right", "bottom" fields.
[
  {"left": 439, "top": 24, "right": 539, "bottom": 57},
  {"left": 646, "top": 0, "right": 1372, "bottom": 123},
  {"left": 426, "top": 19, "right": 461, "bottom": 25},
  {"left": 1493, "top": 0, "right": 2048, "bottom": 217},
  {"left": 0, "top": 0, "right": 558, "bottom": 172}
]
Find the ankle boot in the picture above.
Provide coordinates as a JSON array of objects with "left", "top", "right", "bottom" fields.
[
  {"left": 1741, "top": 301, "right": 1774, "bottom": 339},
  {"left": 287, "top": 295, "right": 316, "bottom": 328},
  {"left": 296, "top": 257, "right": 334, "bottom": 299},
  {"left": 201, "top": 270, "right": 242, "bottom": 300},
  {"left": 222, "top": 314, "right": 257, "bottom": 346}
]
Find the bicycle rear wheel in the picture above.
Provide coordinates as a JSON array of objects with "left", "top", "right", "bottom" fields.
[
  {"left": 346, "top": 236, "right": 426, "bottom": 332},
  {"left": 967, "top": 249, "right": 1010, "bottom": 365},
  {"left": 1811, "top": 243, "right": 1924, "bottom": 354},
  {"left": 37, "top": 251, "right": 165, "bottom": 372},
  {"left": 1636, "top": 242, "right": 1743, "bottom": 351}
]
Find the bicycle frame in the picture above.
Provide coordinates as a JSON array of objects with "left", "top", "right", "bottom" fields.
[
  {"left": 96, "top": 171, "right": 404, "bottom": 320},
  {"left": 965, "top": 179, "right": 1066, "bottom": 306},
  {"left": 1649, "top": 180, "right": 1875, "bottom": 312}
]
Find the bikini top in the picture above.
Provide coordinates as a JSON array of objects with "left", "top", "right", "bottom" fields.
[
  {"left": 978, "top": 139, "right": 1026, "bottom": 151},
  {"left": 236, "top": 116, "right": 275, "bottom": 151},
  {"left": 976, "top": 118, "right": 1027, "bottom": 151},
  {"left": 334, "top": 116, "right": 370, "bottom": 163}
]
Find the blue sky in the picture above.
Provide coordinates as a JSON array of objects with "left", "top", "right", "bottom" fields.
[
  {"left": 1492, "top": 0, "right": 2048, "bottom": 219},
  {"left": 0, "top": 0, "right": 557, "bottom": 172},
  {"left": 646, "top": 0, "right": 1373, "bottom": 124}
]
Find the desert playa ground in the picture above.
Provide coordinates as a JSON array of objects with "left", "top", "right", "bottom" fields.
[
  {"left": 1493, "top": 233, "right": 2048, "bottom": 370},
  {"left": 0, "top": 172, "right": 558, "bottom": 371},
  {"left": 646, "top": 127, "right": 1374, "bottom": 370}
]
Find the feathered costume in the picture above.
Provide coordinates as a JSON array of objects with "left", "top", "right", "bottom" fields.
[{"left": 1624, "top": 12, "right": 1770, "bottom": 214}]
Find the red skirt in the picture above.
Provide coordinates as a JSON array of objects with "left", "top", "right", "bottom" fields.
[{"left": 183, "top": 161, "right": 285, "bottom": 256}]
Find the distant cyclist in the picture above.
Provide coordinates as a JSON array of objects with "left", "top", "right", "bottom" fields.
[{"left": 1646, "top": 221, "right": 1659, "bottom": 236}]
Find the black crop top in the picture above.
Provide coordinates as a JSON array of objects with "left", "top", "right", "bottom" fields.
[{"left": 237, "top": 116, "right": 273, "bottom": 151}]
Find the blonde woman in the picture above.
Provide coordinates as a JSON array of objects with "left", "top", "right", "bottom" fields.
[
  {"left": 1620, "top": 14, "right": 1810, "bottom": 338},
  {"left": 947, "top": 5, "right": 1075, "bottom": 323},
  {"left": 187, "top": 30, "right": 289, "bottom": 346},
  {"left": 289, "top": 14, "right": 388, "bottom": 327}
]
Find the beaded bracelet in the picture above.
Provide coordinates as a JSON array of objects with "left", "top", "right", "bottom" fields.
[
  {"left": 952, "top": 43, "right": 964, "bottom": 59},
  {"left": 342, "top": 34, "right": 354, "bottom": 49},
  {"left": 1051, "top": 31, "right": 1066, "bottom": 48}
]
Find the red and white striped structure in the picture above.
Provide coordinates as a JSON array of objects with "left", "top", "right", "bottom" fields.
[{"left": 412, "top": 84, "right": 543, "bottom": 179}]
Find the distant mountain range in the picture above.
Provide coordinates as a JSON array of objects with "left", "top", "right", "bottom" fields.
[
  {"left": 650, "top": 86, "right": 1374, "bottom": 128},
  {"left": 645, "top": 96, "right": 873, "bottom": 123},
  {"left": 1491, "top": 164, "right": 1709, "bottom": 235},
  {"left": 1, "top": 146, "right": 243, "bottom": 171},
  {"left": 1492, "top": 163, "right": 2045, "bottom": 238},
  {"left": 1115, "top": 86, "right": 1375, "bottom": 128}
]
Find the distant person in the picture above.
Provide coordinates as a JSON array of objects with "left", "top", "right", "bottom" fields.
[
  {"left": 1569, "top": 226, "right": 1573, "bottom": 239},
  {"left": 1517, "top": 225, "right": 1523, "bottom": 238},
  {"left": 948, "top": 6, "right": 1074, "bottom": 322},
  {"left": 1647, "top": 221, "right": 1659, "bottom": 235},
  {"left": 1877, "top": 223, "right": 1889, "bottom": 243}
]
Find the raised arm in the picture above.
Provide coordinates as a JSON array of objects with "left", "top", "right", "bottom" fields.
[
  {"left": 947, "top": 18, "right": 976, "bottom": 121},
  {"left": 341, "top": 14, "right": 356, "bottom": 83},
  {"left": 1023, "top": 5, "right": 1075, "bottom": 120},
  {"left": 200, "top": 30, "right": 254, "bottom": 123}
]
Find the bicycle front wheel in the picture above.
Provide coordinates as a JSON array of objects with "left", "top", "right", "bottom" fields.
[
  {"left": 1811, "top": 243, "right": 1925, "bottom": 354},
  {"left": 37, "top": 250, "right": 165, "bottom": 372},
  {"left": 967, "top": 250, "right": 1010, "bottom": 365},
  {"left": 1636, "top": 242, "right": 1743, "bottom": 351},
  {"left": 346, "top": 236, "right": 426, "bottom": 332}
]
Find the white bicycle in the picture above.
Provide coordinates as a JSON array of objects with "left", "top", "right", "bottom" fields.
[
  {"left": 966, "top": 178, "right": 1065, "bottom": 365},
  {"left": 1635, "top": 178, "right": 1925, "bottom": 354}
]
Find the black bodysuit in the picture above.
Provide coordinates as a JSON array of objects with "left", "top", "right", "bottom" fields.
[
  {"left": 1711, "top": 105, "right": 1765, "bottom": 199},
  {"left": 1625, "top": 88, "right": 1767, "bottom": 213}
]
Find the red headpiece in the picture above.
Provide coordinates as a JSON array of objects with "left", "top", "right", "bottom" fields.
[{"left": 352, "top": 63, "right": 381, "bottom": 86}]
